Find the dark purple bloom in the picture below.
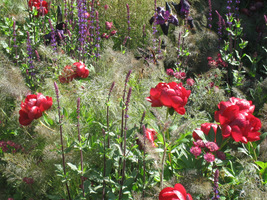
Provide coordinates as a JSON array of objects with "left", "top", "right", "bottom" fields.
[
  {"left": 149, "top": 4, "right": 179, "bottom": 35},
  {"left": 172, "top": 0, "right": 190, "bottom": 18}
]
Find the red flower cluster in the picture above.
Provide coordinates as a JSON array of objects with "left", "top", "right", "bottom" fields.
[
  {"left": 215, "top": 97, "right": 261, "bottom": 143},
  {"left": 28, "top": 0, "right": 48, "bottom": 17},
  {"left": 101, "top": 21, "right": 117, "bottom": 39},
  {"left": 191, "top": 123, "right": 225, "bottom": 162},
  {"left": 59, "top": 61, "right": 89, "bottom": 83},
  {"left": 23, "top": 177, "right": 34, "bottom": 185},
  {"left": 207, "top": 53, "right": 227, "bottom": 68},
  {"left": 146, "top": 82, "right": 191, "bottom": 115},
  {"left": 159, "top": 183, "right": 193, "bottom": 200},
  {"left": 19, "top": 93, "right": 53, "bottom": 126},
  {"left": 0, "top": 141, "right": 23, "bottom": 153}
]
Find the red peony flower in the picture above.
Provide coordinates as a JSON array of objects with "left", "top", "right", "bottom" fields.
[
  {"left": 215, "top": 97, "right": 261, "bottom": 143},
  {"left": 59, "top": 62, "right": 89, "bottom": 83},
  {"left": 146, "top": 82, "right": 191, "bottom": 115},
  {"left": 36, "top": 93, "right": 53, "bottom": 112},
  {"left": 28, "top": 0, "right": 48, "bottom": 17},
  {"left": 19, "top": 93, "right": 53, "bottom": 126},
  {"left": 73, "top": 61, "right": 89, "bottom": 78},
  {"left": 59, "top": 65, "right": 78, "bottom": 83},
  {"left": 215, "top": 97, "right": 255, "bottom": 122},
  {"left": 159, "top": 183, "right": 193, "bottom": 200},
  {"left": 145, "top": 128, "right": 157, "bottom": 147}
]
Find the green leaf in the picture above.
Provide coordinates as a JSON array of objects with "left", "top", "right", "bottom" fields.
[{"left": 67, "top": 162, "right": 79, "bottom": 172}]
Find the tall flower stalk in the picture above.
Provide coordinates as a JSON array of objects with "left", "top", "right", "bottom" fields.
[
  {"left": 77, "top": 97, "right": 84, "bottom": 197},
  {"left": 215, "top": 10, "right": 223, "bottom": 49},
  {"left": 107, "top": 81, "right": 115, "bottom": 148},
  {"left": 26, "top": 31, "right": 34, "bottom": 75},
  {"left": 152, "top": 0, "right": 157, "bottom": 50},
  {"left": 77, "top": 0, "right": 87, "bottom": 60},
  {"left": 208, "top": 0, "right": 212, "bottom": 29},
  {"left": 123, "top": 4, "right": 131, "bottom": 47},
  {"left": 48, "top": 19, "right": 57, "bottom": 52},
  {"left": 54, "top": 82, "right": 71, "bottom": 200},
  {"left": 119, "top": 87, "right": 132, "bottom": 200},
  {"left": 142, "top": 124, "right": 146, "bottom": 199},
  {"left": 212, "top": 169, "right": 220, "bottom": 200},
  {"left": 95, "top": 11, "right": 100, "bottom": 59},
  {"left": 118, "top": 70, "right": 131, "bottom": 193}
]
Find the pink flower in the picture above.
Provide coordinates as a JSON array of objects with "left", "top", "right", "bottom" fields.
[
  {"left": 174, "top": 72, "right": 186, "bottom": 80},
  {"left": 110, "top": 30, "right": 117, "bottom": 36},
  {"left": 101, "top": 33, "right": 107, "bottom": 38},
  {"left": 159, "top": 183, "right": 193, "bottom": 200},
  {"left": 205, "top": 142, "right": 219, "bottom": 152},
  {"left": 190, "top": 146, "right": 202, "bottom": 158},
  {"left": 104, "top": 4, "right": 109, "bottom": 10},
  {"left": 186, "top": 78, "right": 195, "bottom": 86},
  {"left": 193, "top": 140, "right": 205, "bottom": 148},
  {"left": 204, "top": 153, "right": 215, "bottom": 162},
  {"left": 166, "top": 68, "right": 174, "bottom": 76},
  {"left": 105, "top": 21, "right": 113, "bottom": 30},
  {"left": 146, "top": 82, "right": 191, "bottom": 115}
]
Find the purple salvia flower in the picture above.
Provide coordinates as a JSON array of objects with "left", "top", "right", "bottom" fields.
[
  {"left": 234, "top": 0, "right": 240, "bottom": 18},
  {"left": 212, "top": 169, "right": 220, "bottom": 200},
  {"left": 215, "top": 10, "right": 223, "bottom": 48},
  {"left": 70, "top": 0, "right": 74, "bottom": 20},
  {"left": 152, "top": 0, "right": 158, "bottom": 50},
  {"left": 77, "top": 0, "right": 87, "bottom": 58},
  {"left": 64, "top": 0, "right": 68, "bottom": 24},
  {"left": 158, "top": 38, "right": 161, "bottom": 54},
  {"left": 208, "top": 0, "right": 212, "bottom": 28},
  {"left": 48, "top": 19, "right": 57, "bottom": 51},
  {"left": 90, "top": 0, "right": 95, "bottom": 38},
  {"left": 95, "top": 10, "right": 100, "bottom": 58},
  {"left": 26, "top": 31, "right": 34, "bottom": 72}
]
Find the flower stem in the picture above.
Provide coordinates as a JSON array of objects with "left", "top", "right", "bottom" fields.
[
  {"left": 54, "top": 82, "right": 71, "bottom": 200},
  {"left": 77, "top": 97, "right": 84, "bottom": 197}
]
